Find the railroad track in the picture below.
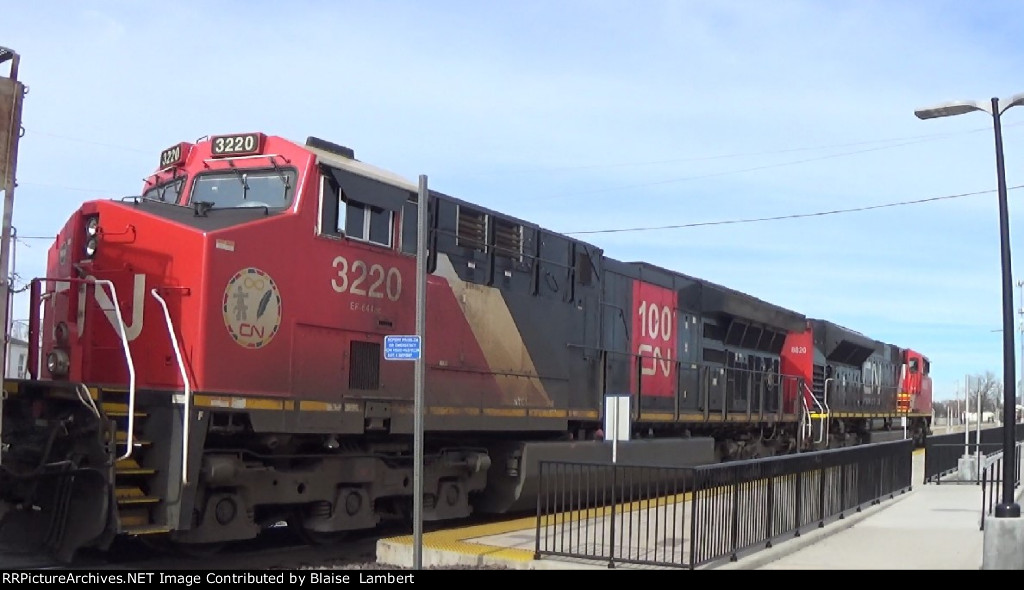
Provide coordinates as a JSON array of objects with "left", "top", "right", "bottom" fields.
[{"left": 0, "top": 512, "right": 521, "bottom": 571}]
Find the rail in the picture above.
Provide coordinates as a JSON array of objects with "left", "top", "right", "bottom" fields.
[
  {"left": 27, "top": 277, "right": 138, "bottom": 461},
  {"left": 151, "top": 288, "right": 192, "bottom": 485},
  {"left": 534, "top": 439, "right": 913, "bottom": 569},
  {"left": 980, "top": 441, "right": 1024, "bottom": 530}
]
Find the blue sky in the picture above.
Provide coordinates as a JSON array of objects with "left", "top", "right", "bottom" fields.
[{"left": 4, "top": 0, "right": 1024, "bottom": 401}]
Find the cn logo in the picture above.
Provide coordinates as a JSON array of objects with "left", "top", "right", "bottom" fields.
[{"left": 78, "top": 274, "right": 146, "bottom": 342}]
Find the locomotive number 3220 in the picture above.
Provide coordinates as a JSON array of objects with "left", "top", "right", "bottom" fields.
[{"left": 332, "top": 256, "right": 402, "bottom": 301}]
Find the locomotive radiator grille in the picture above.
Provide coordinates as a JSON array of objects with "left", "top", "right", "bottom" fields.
[{"left": 349, "top": 341, "right": 381, "bottom": 390}]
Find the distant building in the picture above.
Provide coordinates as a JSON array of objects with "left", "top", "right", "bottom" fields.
[{"left": 5, "top": 320, "right": 28, "bottom": 379}]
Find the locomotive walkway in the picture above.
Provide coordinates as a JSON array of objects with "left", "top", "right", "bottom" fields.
[{"left": 376, "top": 444, "right": 1024, "bottom": 570}]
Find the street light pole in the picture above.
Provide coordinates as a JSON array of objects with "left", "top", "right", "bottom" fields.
[{"left": 916, "top": 92, "right": 1024, "bottom": 519}]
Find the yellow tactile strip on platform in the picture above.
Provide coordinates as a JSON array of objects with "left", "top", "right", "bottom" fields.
[
  {"left": 382, "top": 491, "right": 696, "bottom": 562},
  {"left": 381, "top": 516, "right": 539, "bottom": 562}
]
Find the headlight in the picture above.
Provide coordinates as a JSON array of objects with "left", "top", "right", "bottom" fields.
[
  {"left": 85, "top": 216, "right": 99, "bottom": 236},
  {"left": 54, "top": 321, "right": 69, "bottom": 346},
  {"left": 85, "top": 236, "right": 98, "bottom": 258},
  {"left": 46, "top": 349, "right": 70, "bottom": 377}
]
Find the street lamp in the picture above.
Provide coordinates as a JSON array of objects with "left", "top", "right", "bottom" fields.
[{"left": 916, "top": 93, "right": 1024, "bottom": 518}]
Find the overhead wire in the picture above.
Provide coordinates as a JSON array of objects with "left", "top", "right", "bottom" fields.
[
  {"left": 21, "top": 128, "right": 150, "bottom": 154},
  {"left": 563, "top": 185, "right": 1024, "bottom": 235},
  {"left": 526, "top": 132, "right": 1017, "bottom": 202},
  {"left": 464, "top": 121, "right": 1024, "bottom": 176}
]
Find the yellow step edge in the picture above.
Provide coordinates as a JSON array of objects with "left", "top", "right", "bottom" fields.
[
  {"left": 117, "top": 468, "right": 157, "bottom": 476},
  {"left": 113, "top": 431, "right": 151, "bottom": 445},
  {"left": 104, "top": 410, "right": 149, "bottom": 418},
  {"left": 101, "top": 402, "right": 148, "bottom": 418},
  {"left": 116, "top": 486, "right": 145, "bottom": 499},
  {"left": 118, "top": 512, "right": 151, "bottom": 527},
  {"left": 117, "top": 496, "right": 161, "bottom": 506},
  {"left": 123, "top": 526, "right": 171, "bottom": 536}
]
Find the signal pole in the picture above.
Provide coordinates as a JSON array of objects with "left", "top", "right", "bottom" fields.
[{"left": 0, "top": 47, "right": 25, "bottom": 431}]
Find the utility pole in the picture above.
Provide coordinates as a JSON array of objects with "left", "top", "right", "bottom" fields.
[{"left": 0, "top": 47, "right": 25, "bottom": 426}]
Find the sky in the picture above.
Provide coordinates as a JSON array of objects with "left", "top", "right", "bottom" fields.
[{"left": 3, "top": 0, "right": 1024, "bottom": 402}]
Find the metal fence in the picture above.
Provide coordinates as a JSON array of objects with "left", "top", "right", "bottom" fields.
[
  {"left": 534, "top": 439, "right": 913, "bottom": 569},
  {"left": 924, "top": 424, "right": 1024, "bottom": 484},
  {"left": 980, "top": 441, "right": 1024, "bottom": 530}
]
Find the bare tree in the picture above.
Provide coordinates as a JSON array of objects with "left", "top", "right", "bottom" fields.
[{"left": 968, "top": 371, "right": 1002, "bottom": 416}]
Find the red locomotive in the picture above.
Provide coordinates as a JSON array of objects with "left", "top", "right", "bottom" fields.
[{"left": 0, "top": 132, "right": 931, "bottom": 561}]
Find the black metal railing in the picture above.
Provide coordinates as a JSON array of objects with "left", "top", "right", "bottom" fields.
[
  {"left": 534, "top": 439, "right": 913, "bottom": 569},
  {"left": 980, "top": 441, "right": 1024, "bottom": 530},
  {"left": 924, "top": 424, "right": 1024, "bottom": 484}
]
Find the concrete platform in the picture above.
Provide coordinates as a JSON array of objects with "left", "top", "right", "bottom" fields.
[
  {"left": 376, "top": 448, "right": 1024, "bottom": 570},
  {"left": 719, "top": 481, "right": 1023, "bottom": 570}
]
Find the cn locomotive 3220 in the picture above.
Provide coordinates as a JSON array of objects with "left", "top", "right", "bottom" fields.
[{"left": 0, "top": 132, "right": 932, "bottom": 560}]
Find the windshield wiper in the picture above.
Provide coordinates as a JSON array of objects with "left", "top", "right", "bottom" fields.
[
  {"left": 226, "top": 161, "right": 250, "bottom": 201},
  {"left": 267, "top": 155, "right": 292, "bottom": 196}
]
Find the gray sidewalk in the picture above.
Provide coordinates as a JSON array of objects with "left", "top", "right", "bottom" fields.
[{"left": 715, "top": 480, "right": 1018, "bottom": 570}]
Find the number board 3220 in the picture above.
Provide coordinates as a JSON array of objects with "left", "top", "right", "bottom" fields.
[{"left": 211, "top": 133, "right": 265, "bottom": 157}]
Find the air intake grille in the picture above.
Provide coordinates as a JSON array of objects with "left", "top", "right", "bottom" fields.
[{"left": 349, "top": 341, "right": 381, "bottom": 390}]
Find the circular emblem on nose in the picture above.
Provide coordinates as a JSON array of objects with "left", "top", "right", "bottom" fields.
[{"left": 222, "top": 267, "right": 281, "bottom": 349}]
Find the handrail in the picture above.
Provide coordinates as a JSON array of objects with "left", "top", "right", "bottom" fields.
[
  {"left": 820, "top": 378, "right": 834, "bottom": 444},
  {"left": 150, "top": 288, "right": 192, "bottom": 485},
  {"left": 799, "top": 382, "right": 821, "bottom": 445},
  {"left": 33, "top": 291, "right": 53, "bottom": 380},
  {"left": 96, "top": 278, "right": 137, "bottom": 462},
  {"left": 800, "top": 395, "right": 811, "bottom": 446},
  {"left": 76, "top": 383, "right": 100, "bottom": 420},
  {"left": 799, "top": 381, "right": 828, "bottom": 445},
  {"left": 27, "top": 277, "right": 137, "bottom": 461}
]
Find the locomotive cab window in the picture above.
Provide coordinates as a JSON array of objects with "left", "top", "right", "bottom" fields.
[
  {"left": 343, "top": 200, "right": 393, "bottom": 246},
  {"left": 319, "top": 166, "right": 405, "bottom": 248},
  {"left": 909, "top": 358, "right": 919, "bottom": 373},
  {"left": 143, "top": 176, "right": 185, "bottom": 203},
  {"left": 189, "top": 168, "right": 295, "bottom": 210}
]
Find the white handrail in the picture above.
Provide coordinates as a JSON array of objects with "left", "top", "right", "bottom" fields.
[
  {"left": 799, "top": 382, "right": 824, "bottom": 445},
  {"left": 819, "top": 378, "right": 834, "bottom": 444},
  {"left": 76, "top": 383, "right": 100, "bottom": 420},
  {"left": 93, "top": 279, "right": 137, "bottom": 462},
  {"left": 150, "top": 289, "right": 192, "bottom": 485},
  {"left": 800, "top": 381, "right": 829, "bottom": 445},
  {"left": 35, "top": 292, "right": 53, "bottom": 379}
]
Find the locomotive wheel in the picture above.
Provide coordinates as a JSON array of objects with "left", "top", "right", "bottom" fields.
[{"left": 288, "top": 514, "right": 349, "bottom": 546}]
